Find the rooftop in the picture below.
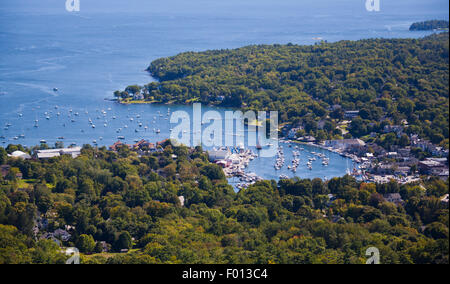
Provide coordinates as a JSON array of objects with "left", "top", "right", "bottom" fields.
[
  {"left": 419, "top": 160, "right": 444, "bottom": 167},
  {"left": 208, "top": 149, "right": 230, "bottom": 161},
  {"left": 8, "top": 151, "right": 31, "bottom": 160},
  {"left": 37, "top": 152, "right": 60, "bottom": 159},
  {"left": 325, "top": 139, "right": 366, "bottom": 146},
  {"left": 36, "top": 147, "right": 82, "bottom": 154},
  {"left": 35, "top": 147, "right": 82, "bottom": 159}
]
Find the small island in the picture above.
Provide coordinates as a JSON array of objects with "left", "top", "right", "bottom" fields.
[{"left": 410, "top": 20, "right": 449, "bottom": 31}]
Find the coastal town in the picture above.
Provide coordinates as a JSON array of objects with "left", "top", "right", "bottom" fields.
[
  {"left": 2, "top": 129, "right": 448, "bottom": 260},
  {"left": 2, "top": 109, "right": 448, "bottom": 193},
  {"left": 280, "top": 109, "right": 449, "bottom": 185},
  {"left": 104, "top": 78, "right": 450, "bottom": 190}
]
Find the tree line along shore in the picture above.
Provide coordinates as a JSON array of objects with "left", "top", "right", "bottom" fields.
[{"left": 410, "top": 20, "right": 449, "bottom": 31}]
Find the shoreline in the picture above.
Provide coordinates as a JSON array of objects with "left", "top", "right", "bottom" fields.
[{"left": 113, "top": 97, "right": 371, "bottom": 165}]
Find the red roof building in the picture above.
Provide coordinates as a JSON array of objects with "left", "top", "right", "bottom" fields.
[
  {"left": 133, "top": 139, "right": 155, "bottom": 150},
  {"left": 109, "top": 141, "right": 131, "bottom": 152}
]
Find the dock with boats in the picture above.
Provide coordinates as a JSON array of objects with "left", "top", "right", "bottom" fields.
[{"left": 208, "top": 146, "right": 261, "bottom": 190}]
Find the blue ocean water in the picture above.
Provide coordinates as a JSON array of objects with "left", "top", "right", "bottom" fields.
[{"left": 0, "top": 0, "right": 448, "bottom": 182}]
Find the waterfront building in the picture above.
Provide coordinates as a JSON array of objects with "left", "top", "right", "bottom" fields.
[
  {"left": 133, "top": 139, "right": 156, "bottom": 151},
  {"left": 324, "top": 139, "right": 365, "bottom": 150},
  {"left": 287, "top": 127, "right": 302, "bottom": 139},
  {"left": 34, "top": 147, "right": 82, "bottom": 159},
  {"left": 298, "top": 136, "right": 316, "bottom": 143},
  {"left": 109, "top": 141, "right": 131, "bottom": 151},
  {"left": 133, "top": 93, "right": 144, "bottom": 100},
  {"left": 207, "top": 149, "right": 231, "bottom": 162}
]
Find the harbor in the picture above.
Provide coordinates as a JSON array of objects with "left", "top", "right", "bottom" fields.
[
  {"left": 209, "top": 140, "right": 359, "bottom": 191},
  {"left": 0, "top": 98, "right": 361, "bottom": 193},
  {"left": 208, "top": 146, "right": 262, "bottom": 191},
  {"left": 0, "top": 7, "right": 444, "bottom": 192},
  {"left": 0, "top": 102, "right": 181, "bottom": 150}
]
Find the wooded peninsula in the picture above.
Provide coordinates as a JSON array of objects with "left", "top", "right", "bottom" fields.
[
  {"left": 410, "top": 20, "right": 449, "bottom": 31},
  {"left": 117, "top": 33, "right": 449, "bottom": 150}
]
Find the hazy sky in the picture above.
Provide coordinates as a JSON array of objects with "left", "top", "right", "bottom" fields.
[{"left": 0, "top": 0, "right": 448, "bottom": 17}]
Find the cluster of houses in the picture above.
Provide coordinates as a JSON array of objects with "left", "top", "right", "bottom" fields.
[
  {"left": 355, "top": 140, "right": 447, "bottom": 183},
  {"left": 39, "top": 229, "right": 72, "bottom": 243},
  {"left": 411, "top": 135, "right": 449, "bottom": 157},
  {"left": 365, "top": 132, "right": 449, "bottom": 182},
  {"left": 419, "top": 158, "right": 449, "bottom": 178},
  {"left": 32, "top": 212, "right": 72, "bottom": 242},
  {"left": 283, "top": 115, "right": 448, "bottom": 184},
  {"left": 32, "top": 213, "right": 112, "bottom": 252},
  {"left": 109, "top": 139, "right": 168, "bottom": 154}
]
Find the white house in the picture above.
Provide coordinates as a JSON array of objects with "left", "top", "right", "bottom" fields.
[{"left": 8, "top": 151, "right": 31, "bottom": 160}]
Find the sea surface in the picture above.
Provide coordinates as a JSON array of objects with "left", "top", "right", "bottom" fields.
[{"left": 0, "top": 0, "right": 448, "bottom": 184}]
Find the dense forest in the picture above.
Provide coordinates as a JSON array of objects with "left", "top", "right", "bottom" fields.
[
  {"left": 0, "top": 143, "right": 448, "bottom": 264},
  {"left": 117, "top": 33, "right": 449, "bottom": 149},
  {"left": 410, "top": 20, "right": 449, "bottom": 31}
]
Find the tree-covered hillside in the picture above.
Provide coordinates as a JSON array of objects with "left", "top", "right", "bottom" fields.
[
  {"left": 119, "top": 33, "right": 449, "bottom": 148},
  {"left": 410, "top": 20, "right": 449, "bottom": 31},
  {"left": 0, "top": 144, "right": 448, "bottom": 264}
]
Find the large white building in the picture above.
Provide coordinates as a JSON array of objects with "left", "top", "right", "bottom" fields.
[
  {"left": 34, "top": 147, "right": 82, "bottom": 159},
  {"left": 207, "top": 149, "right": 231, "bottom": 162},
  {"left": 7, "top": 151, "right": 32, "bottom": 160}
]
